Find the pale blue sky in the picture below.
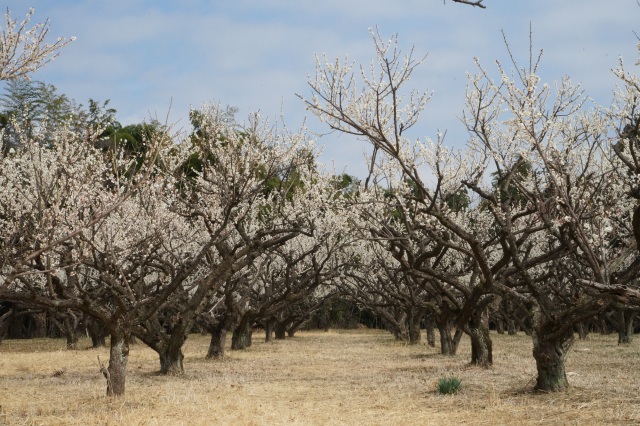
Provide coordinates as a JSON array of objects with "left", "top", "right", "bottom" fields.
[{"left": 4, "top": 1, "right": 639, "bottom": 177}]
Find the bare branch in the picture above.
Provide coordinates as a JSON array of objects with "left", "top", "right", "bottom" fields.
[
  {"left": 449, "top": 0, "right": 487, "bottom": 9},
  {"left": 578, "top": 279, "right": 640, "bottom": 306}
]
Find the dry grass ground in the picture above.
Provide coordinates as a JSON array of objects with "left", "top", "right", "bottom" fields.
[{"left": 1, "top": 329, "right": 639, "bottom": 425}]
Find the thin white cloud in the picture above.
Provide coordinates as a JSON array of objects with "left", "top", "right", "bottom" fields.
[{"left": 3, "top": 0, "right": 639, "bottom": 177}]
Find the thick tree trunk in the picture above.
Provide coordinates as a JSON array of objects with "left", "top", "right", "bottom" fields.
[
  {"left": 436, "top": 317, "right": 461, "bottom": 356},
  {"left": 274, "top": 322, "right": 287, "bottom": 340},
  {"left": 265, "top": 319, "right": 274, "bottom": 342},
  {"left": 92, "top": 334, "right": 106, "bottom": 348},
  {"left": 87, "top": 318, "right": 107, "bottom": 348},
  {"left": 207, "top": 325, "right": 227, "bottom": 359},
  {"left": 407, "top": 311, "right": 422, "bottom": 345},
  {"left": 158, "top": 336, "right": 186, "bottom": 375},
  {"left": 31, "top": 312, "right": 47, "bottom": 338},
  {"left": 532, "top": 327, "right": 573, "bottom": 392},
  {"left": 105, "top": 331, "right": 129, "bottom": 396},
  {"left": 135, "top": 321, "right": 189, "bottom": 375},
  {"left": 231, "top": 323, "right": 252, "bottom": 350},
  {"left": 425, "top": 316, "right": 436, "bottom": 348},
  {"left": 320, "top": 308, "right": 330, "bottom": 332},
  {"left": 507, "top": 319, "right": 517, "bottom": 335},
  {"left": 467, "top": 311, "right": 493, "bottom": 368},
  {"left": 495, "top": 318, "right": 505, "bottom": 334},
  {"left": 63, "top": 314, "right": 79, "bottom": 350},
  {"left": 51, "top": 311, "right": 80, "bottom": 349},
  {"left": 391, "top": 311, "right": 409, "bottom": 342},
  {"left": 617, "top": 309, "right": 637, "bottom": 344},
  {"left": 468, "top": 326, "right": 493, "bottom": 367}
]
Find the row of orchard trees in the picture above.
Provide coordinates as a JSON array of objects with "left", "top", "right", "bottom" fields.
[
  {"left": 300, "top": 30, "right": 640, "bottom": 392},
  {"left": 0, "top": 10, "right": 356, "bottom": 399},
  {"left": 0, "top": 98, "right": 356, "bottom": 395},
  {"left": 3, "top": 6, "right": 640, "bottom": 398}
]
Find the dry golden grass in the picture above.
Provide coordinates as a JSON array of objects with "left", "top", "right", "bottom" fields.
[{"left": 1, "top": 329, "right": 639, "bottom": 425}]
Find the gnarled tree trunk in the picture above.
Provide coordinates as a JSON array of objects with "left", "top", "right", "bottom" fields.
[
  {"left": 157, "top": 334, "right": 186, "bottom": 375},
  {"left": 50, "top": 310, "right": 80, "bottom": 349},
  {"left": 105, "top": 330, "right": 130, "bottom": 396},
  {"left": 532, "top": 326, "right": 573, "bottom": 392},
  {"left": 63, "top": 314, "right": 80, "bottom": 349},
  {"left": 436, "top": 316, "right": 461, "bottom": 356},
  {"left": 207, "top": 324, "right": 228, "bottom": 359},
  {"left": 466, "top": 310, "right": 492, "bottom": 368},
  {"left": 468, "top": 326, "right": 492, "bottom": 367}
]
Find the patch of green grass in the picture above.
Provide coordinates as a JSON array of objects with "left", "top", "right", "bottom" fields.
[{"left": 437, "top": 376, "right": 462, "bottom": 395}]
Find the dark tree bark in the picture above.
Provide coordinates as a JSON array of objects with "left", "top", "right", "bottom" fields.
[
  {"left": 87, "top": 317, "right": 107, "bottom": 348},
  {"left": 31, "top": 312, "right": 47, "bottom": 338},
  {"left": 436, "top": 316, "right": 460, "bottom": 356},
  {"left": 466, "top": 310, "right": 493, "bottom": 368},
  {"left": 576, "top": 322, "right": 589, "bottom": 340},
  {"left": 617, "top": 309, "right": 638, "bottom": 344},
  {"left": 264, "top": 318, "right": 275, "bottom": 342},
  {"left": 529, "top": 297, "right": 607, "bottom": 392},
  {"left": 207, "top": 324, "right": 228, "bottom": 359},
  {"left": 62, "top": 314, "right": 80, "bottom": 349},
  {"left": 231, "top": 322, "right": 252, "bottom": 350},
  {"left": 407, "top": 310, "right": 423, "bottom": 345},
  {"left": 105, "top": 330, "right": 130, "bottom": 396},
  {"left": 157, "top": 335, "right": 186, "bottom": 375},
  {"left": 425, "top": 316, "right": 436, "bottom": 348},
  {"left": 532, "top": 326, "right": 573, "bottom": 392},
  {"left": 50, "top": 310, "right": 80, "bottom": 349},
  {"left": 274, "top": 322, "right": 287, "bottom": 340},
  {"left": 287, "top": 316, "right": 310, "bottom": 338},
  {"left": 135, "top": 312, "right": 190, "bottom": 375},
  {"left": 468, "top": 326, "right": 493, "bottom": 367},
  {"left": 0, "top": 308, "right": 12, "bottom": 343}
]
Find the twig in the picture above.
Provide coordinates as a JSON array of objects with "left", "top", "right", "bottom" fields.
[
  {"left": 449, "top": 0, "right": 487, "bottom": 8},
  {"left": 97, "top": 355, "right": 112, "bottom": 393}
]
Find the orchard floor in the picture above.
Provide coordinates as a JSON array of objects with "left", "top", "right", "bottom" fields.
[{"left": 1, "top": 329, "right": 639, "bottom": 425}]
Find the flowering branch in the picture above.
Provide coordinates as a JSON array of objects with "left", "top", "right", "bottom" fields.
[{"left": 0, "top": 8, "right": 74, "bottom": 80}]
